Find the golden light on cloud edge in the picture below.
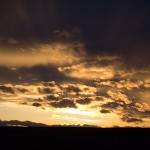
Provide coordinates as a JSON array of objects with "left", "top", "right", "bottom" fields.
[
  {"left": 0, "top": 76, "right": 150, "bottom": 127},
  {"left": 0, "top": 37, "right": 150, "bottom": 127}
]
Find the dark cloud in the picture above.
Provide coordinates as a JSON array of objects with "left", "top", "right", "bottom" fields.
[
  {"left": 0, "top": 119, "right": 49, "bottom": 127},
  {"left": 18, "top": 65, "right": 84, "bottom": 84},
  {"left": 45, "top": 94, "right": 59, "bottom": 101},
  {"left": 76, "top": 97, "right": 92, "bottom": 105},
  {"left": 0, "top": 0, "right": 58, "bottom": 39},
  {"left": 0, "top": 66, "right": 21, "bottom": 84},
  {"left": 101, "top": 102, "right": 120, "bottom": 110},
  {"left": 0, "top": 1, "right": 149, "bottom": 50},
  {"left": 121, "top": 114, "right": 143, "bottom": 123},
  {"left": 42, "top": 81, "right": 56, "bottom": 87},
  {"left": 101, "top": 98, "right": 150, "bottom": 122},
  {"left": 16, "top": 87, "right": 29, "bottom": 93},
  {"left": 50, "top": 99, "right": 77, "bottom": 108},
  {"left": 38, "top": 87, "right": 53, "bottom": 94},
  {"left": 100, "top": 109, "right": 111, "bottom": 113},
  {"left": 101, "top": 100, "right": 131, "bottom": 112},
  {"left": 64, "top": 85, "right": 81, "bottom": 93},
  {"left": 131, "top": 104, "right": 150, "bottom": 118},
  {"left": 140, "top": 110, "right": 150, "bottom": 118},
  {"left": 32, "top": 102, "right": 42, "bottom": 107},
  {"left": 18, "top": 65, "right": 67, "bottom": 83},
  {"left": 0, "top": 85, "right": 15, "bottom": 94},
  {"left": 95, "top": 96, "right": 105, "bottom": 101},
  {"left": 0, "top": 0, "right": 149, "bottom": 68},
  {"left": 95, "top": 89, "right": 112, "bottom": 97}
]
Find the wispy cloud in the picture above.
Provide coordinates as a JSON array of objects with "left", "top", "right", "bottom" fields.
[{"left": 0, "top": 42, "right": 85, "bottom": 67}]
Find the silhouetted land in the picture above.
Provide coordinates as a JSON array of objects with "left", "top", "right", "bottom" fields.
[{"left": 0, "top": 127, "right": 149, "bottom": 150}]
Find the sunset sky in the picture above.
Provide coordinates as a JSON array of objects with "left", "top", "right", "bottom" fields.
[{"left": 0, "top": 0, "right": 150, "bottom": 127}]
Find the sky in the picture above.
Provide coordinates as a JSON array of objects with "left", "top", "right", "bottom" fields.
[{"left": 0, "top": 0, "right": 150, "bottom": 127}]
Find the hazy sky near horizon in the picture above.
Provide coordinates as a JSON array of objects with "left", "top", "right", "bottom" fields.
[{"left": 0, "top": 0, "right": 150, "bottom": 127}]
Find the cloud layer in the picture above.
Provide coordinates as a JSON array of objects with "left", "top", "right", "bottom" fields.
[
  {"left": 0, "top": 78, "right": 150, "bottom": 127},
  {"left": 0, "top": 31, "right": 149, "bottom": 127}
]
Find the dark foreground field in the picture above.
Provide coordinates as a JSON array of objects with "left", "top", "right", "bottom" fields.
[{"left": 0, "top": 127, "right": 149, "bottom": 150}]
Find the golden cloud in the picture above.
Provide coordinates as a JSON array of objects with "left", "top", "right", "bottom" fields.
[
  {"left": 98, "top": 79, "right": 144, "bottom": 90},
  {"left": 0, "top": 42, "right": 85, "bottom": 67},
  {"left": 134, "top": 103, "right": 150, "bottom": 112},
  {"left": 107, "top": 91, "right": 131, "bottom": 104},
  {"left": 58, "top": 62, "right": 115, "bottom": 80}
]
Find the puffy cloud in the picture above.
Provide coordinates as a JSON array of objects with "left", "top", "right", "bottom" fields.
[
  {"left": 38, "top": 82, "right": 61, "bottom": 94},
  {"left": 0, "top": 84, "right": 41, "bottom": 95},
  {"left": 0, "top": 79, "right": 149, "bottom": 127},
  {"left": 38, "top": 87, "right": 54, "bottom": 94},
  {"left": 15, "top": 85, "right": 31, "bottom": 94},
  {"left": 57, "top": 52, "right": 150, "bottom": 82},
  {"left": 50, "top": 99, "right": 77, "bottom": 108},
  {"left": 32, "top": 102, "right": 42, "bottom": 107},
  {"left": 121, "top": 114, "right": 143, "bottom": 123},
  {"left": 15, "top": 85, "right": 40, "bottom": 95},
  {"left": 144, "top": 84, "right": 150, "bottom": 88},
  {"left": 0, "top": 82, "right": 96, "bottom": 102},
  {"left": 144, "top": 79, "right": 150, "bottom": 84},
  {"left": 45, "top": 94, "right": 60, "bottom": 101},
  {"left": 96, "top": 79, "right": 144, "bottom": 90},
  {"left": 58, "top": 62, "right": 115, "bottom": 80},
  {"left": 76, "top": 97, "right": 92, "bottom": 105},
  {"left": 42, "top": 81, "right": 57, "bottom": 87},
  {"left": 133, "top": 103, "right": 150, "bottom": 112},
  {"left": 107, "top": 91, "right": 131, "bottom": 104},
  {"left": 100, "top": 95, "right": 150, "bottom": 124},
  {"left": 63, "top": 85, "right": 81, "bottom": 93},
  {"left": 117, "top": 80, "right": 144, "bottom": 90},
  {"left": 58, "top": 54, "right": 149, "bottom": 81},
  {"left": 101, "top": 102, "right": 121, "bottom": 110},
  {"left": 1, "top": 40, "right": 149, "bottom": 87},
  {"left": 0, "top": 84, "right": 15, "bottom": 94},
  {"left": 16, "top": 87, "right": 29, "bottom": 93},
  {"left": 60, "top": 83, "right": 96, "bottom": 97},
  {"left": 100, "top": 109, "right": 111, "bottom": 113}
]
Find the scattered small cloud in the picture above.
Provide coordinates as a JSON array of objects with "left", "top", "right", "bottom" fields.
[
  {"left": 107, "top": 91, "right": 131, "bottom": 104},
  {"left": 45, "top": 94, "right": 59, "bottom": 101},
  {"left": 121, "top": 114, "right": 143, "bottom": 123},
  {"left": 0, "top": 84, "right": 15, "bottom": 94},
  {"left": 95, "top": 79, "right": 144, "bottom": 90},
  {"left": 100, "top": 109, "right": 111, "bottom": 113},
  {"left": 32, "top": 102, "right": 42, "bottom": 107},
  {"left": 50, "top": 99, "right": 77, "bottom": 108},
  {"left": 76, "top": 97, "right": 92, "bottom": 105}
]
